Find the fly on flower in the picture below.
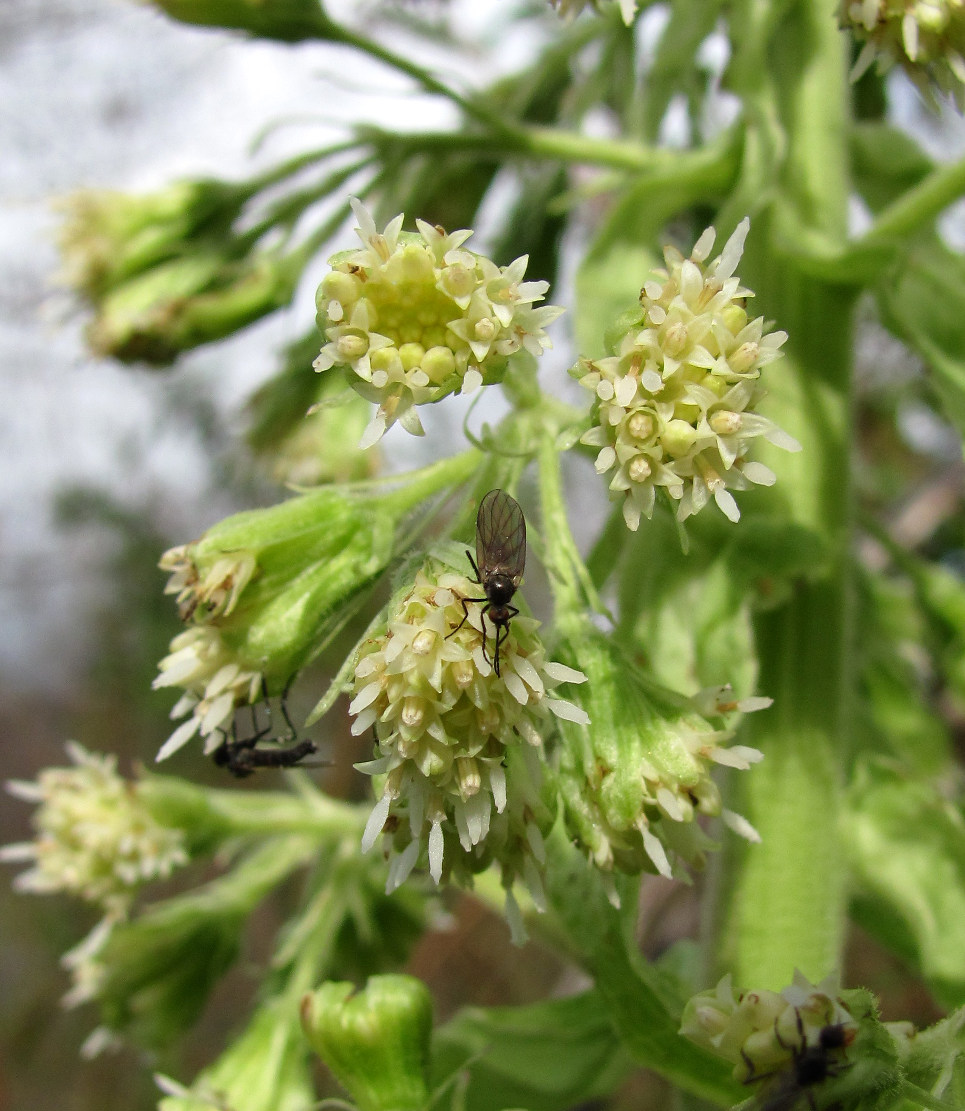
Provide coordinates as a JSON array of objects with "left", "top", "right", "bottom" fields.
[
  {"left": 212, "top": 679, "right": 319, "bottom": 778},
  {"left": 448, "top": 489, "right": 526, "bottom": 677},
  {"left": 743, "top": 1011, "right": 855, "bottom": 1111}
]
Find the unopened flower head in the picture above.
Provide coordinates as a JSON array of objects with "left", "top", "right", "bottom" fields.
[
  {"left": 680, "top": 971, "right": 859, "bottom": 1082},
  {"left": 575, "top": 219, "right": 799, "bottom": 530},
  {"left": 840, "top": 0, "right": 965, "bottom": 102},
  {"left": 160, "top": 545, "right": 257, "bottom": 624},
  {"left": 349, "top": 558, "right": 587, "bottom": 940},
  {"left": 153, "top": 477, "right": 454, "bottom": 762},
  {"left": 55, "top": 179, "right": 245, "bottom": 300},
  {"left": 314, "top": 199, "right": 563, "bottom": 449},
  {"left": 0, "top": 742, "right": 187, "bottom": 918}
]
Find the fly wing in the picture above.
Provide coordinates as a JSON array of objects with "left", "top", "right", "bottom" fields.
[{"left": 476, "top": 489, "right": 526, "bottom": 585}]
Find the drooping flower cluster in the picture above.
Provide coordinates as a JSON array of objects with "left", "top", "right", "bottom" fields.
[
  {"left": 314, "top": 199, "right": 563, "bottom": 449},
  {"left": 840, "top": 0, "right": 965, "bottom": 103},
  {"left": 680, "top": 971, "right": 859, "bottom": 1082},
  {"left": 1, "top": 742, "right": 187, "bottom": 917},
  {"left": 576, "top": 219, "right": 799, "bottom": 530},
  {"left": 349, "top": 559, "right": 587, "bottom": 940},
  {"left": 557, "top": 624, "right": 767, "bottom": 882},
  {"left": 154, "top": 624, "right": 266, "bottom": 761}
]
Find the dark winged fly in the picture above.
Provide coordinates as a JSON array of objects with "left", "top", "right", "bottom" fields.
[
  {"left": 447, "top": 489, "right": 526, "bottom": 678},
  {"left": 212, "top": 677, "right": 319, "bottom": 778},
  {"left": 742, "top": 1011, "right": 855, "bottom": 1111}
]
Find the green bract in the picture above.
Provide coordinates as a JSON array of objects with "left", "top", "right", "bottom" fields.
[
  {"left": 154, "top": 458, "right": 478, "bottom": 760},
  {"left": 301, "top": 975, "right": 433, "bottom": 1111}
]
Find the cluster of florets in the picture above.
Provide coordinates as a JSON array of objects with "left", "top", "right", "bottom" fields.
[
  {"left": 560, "top": 679, "right": 767, "bottom": 881},
  {"left": 153, "top": 624, "right": 264, "bottom": 761},
  {"left": 576, "top": 219, "right": 799, "bottom": 530},
  {"left": 549, "top": 0, "right": 640, "bottom": 21},
  {"left": 1, "top": 742, "right": 187, "bottom": 918},
  {"left": 349, "top": 560, "right": 587, "bottom": 940},
  {"left": 840, "top": 0, "right": 965, "bottom": 101},
  {"left": 680, "top": 971, "right": 858, "bottom": 1082},
  {"left": 314, "top": 199, "right": 563, "bottom": 449}
]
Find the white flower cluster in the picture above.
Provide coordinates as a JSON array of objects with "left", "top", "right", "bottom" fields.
[
  {"left": 577, "top": 219, "right": 799, "bottom": 530},
  {"left": 153, "top": 625, "right": 264, "bottom": 761},
  {"left": 1, "top": 742, "right": 187, "bottom": 917},
  {"left": 349, "top": 563, "right": 587, "bottom": 941},
  {"left": 841, "top": 0, "right": 965, "bottom": 98},
  {"left": 315, "top": 199, "right": 563, "bottom": 449},
  {"left": 680, "top": 970, "right": 858, "bottom": 1082}
]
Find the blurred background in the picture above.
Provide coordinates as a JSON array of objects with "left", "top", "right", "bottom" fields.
[{"left": 3, "top": 1, "right": 964, "bottom": 1107}]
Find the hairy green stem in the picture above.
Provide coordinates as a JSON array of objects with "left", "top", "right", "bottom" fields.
[{"left": 714, "top": 0, "right": 854, "bottom": 990}]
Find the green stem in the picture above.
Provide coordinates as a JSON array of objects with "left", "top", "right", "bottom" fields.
[
  {"left": 863, "top": 153, "right": 965, "bottom": 245},
  {"left": 714, "top": 0, "right": 854, "bottom": 990},
  {"left": 325, "top": 25, "right": 518, "bottom": 138},
  {"left": 536, "top": 432, "right": 602, "bottom": 621},
  {"left": 247, "top": 140, "right": 366, "bottom": 195}
]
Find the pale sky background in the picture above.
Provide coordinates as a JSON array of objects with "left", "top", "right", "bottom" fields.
[
  {"left": 3, "top": 0, "right": 964, "bottom": 691},
  {"left": 0, "top": 0, "right": 547, "bottom": 690}
]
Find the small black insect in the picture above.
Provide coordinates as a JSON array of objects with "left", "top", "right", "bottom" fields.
[
  {"left": 743, "top": 1011, "right": 854, "bottom": 1111},
  {"left": 212, "top": 679, "right": 318, "bottom": 778},
  {"left": 447, "top": 489, "right": 526, "bottom": 678}
]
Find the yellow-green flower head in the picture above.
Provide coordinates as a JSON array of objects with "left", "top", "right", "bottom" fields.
[
  {"left": 576, "top": 219, "right": 799, "bottom": 530},
  {"left": 680, "top": 971, "right": 859, "bottom": 1083},
  {"left": 315, "top": 199, "right": 564, "bottom": 449},
  {"left": 153, "top": 625, "right": 264, "bottom": 760},
  {"left": 349, "top": 559, "right": 587, "bottom": 941},
  {"left": 0, "top": 742, "right": 187, "bottom": 918},
  {"left": 841, "top": 0, "right": 965, "bottom": 101}
]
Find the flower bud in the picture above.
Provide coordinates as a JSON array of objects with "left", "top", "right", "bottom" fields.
[
  {"left": 87, "top": 248, "right": 304, "bottom": 365},
  {"left": 56, "top": 179, "right": 247, "bottom": 300},
  {"left": 301, "top": 975, "right": 433, "bottom": 1111},
  {"left": 142, "top": 0, "right": 341, "bottom": 43}
]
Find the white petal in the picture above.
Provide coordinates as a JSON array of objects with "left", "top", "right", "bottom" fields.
[
  {"left": 361, "top": 793, "right": 392, "bottom": 853},
  {"left": 502, "top": 669, "right": 529, "bottom": 705},
  {"left": 428, "top": 820, "right": 444, "bottom": 884},
  {"left": 641, "top": 825, "right": 673, "bottom": 878},
  {"left": 386, "top": 841, "right": 420, "bottom": 892},
  {"left": 715, "top": 218, "right": 749, "bottom": 280},
  {"left": 742, "top": 461, "right": 776, "bottom": 486},
  {"left": 156, "top": 718, "right": 200, "bottom": 762},
  {"left": 462, "top": 368, "right": 483, "bottom": 394},
  {"left": 543, "top": 661, "right": 587, "bottom": 684},
  {"left": 714, "top": 487, "right": 741, "bottom": 522},
  {"left": 348, "top": 681, "right": 382, "bottom": 716},
  {"left": 546, "top": 698, "right": 590, "bottom": 724},
  {"left": 721, "top": 808, "right": 761, "bottom": 843},
  {"left": 359, "top": 413, "right": 387, "bottom": 450}
]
